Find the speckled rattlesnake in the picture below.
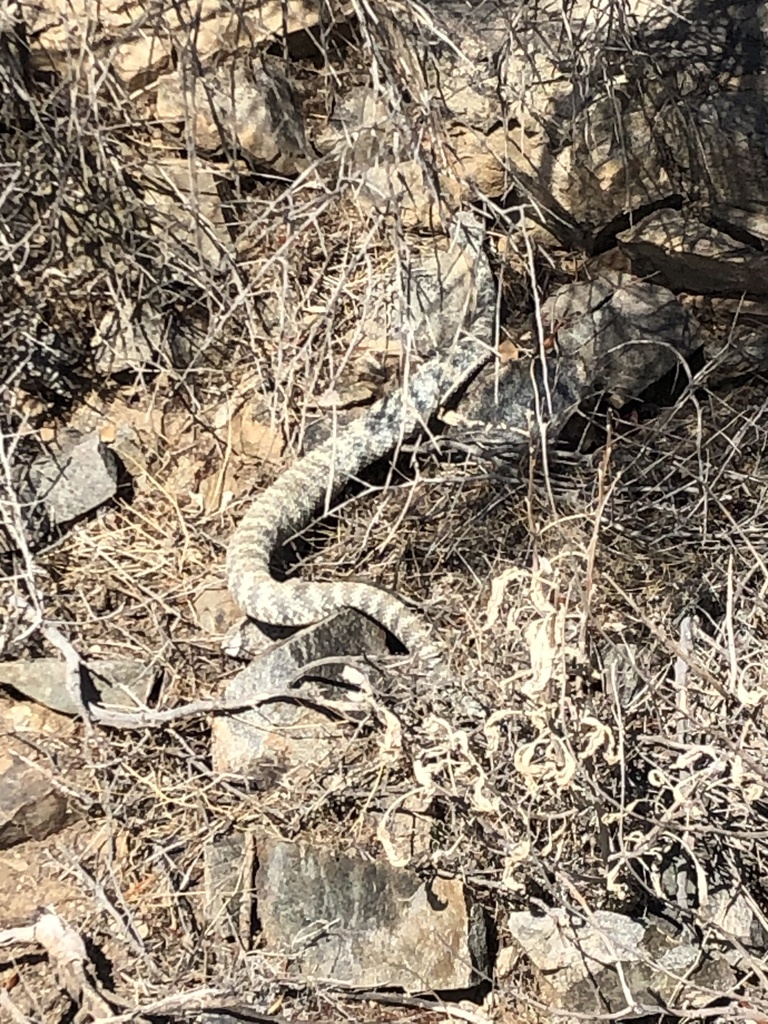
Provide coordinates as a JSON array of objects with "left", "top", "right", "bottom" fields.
[{"left": 225, "top": 212, "right": 497, "bottom": 654}]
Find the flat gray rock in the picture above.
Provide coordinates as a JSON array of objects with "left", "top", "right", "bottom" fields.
[
  {"left": 446, "top": 274, "right": 698, "bottom": 458},
  {"left": 30, "top": 430, "right": 117, "bottom": 527},
  {"left": 545, "top": 273, "right": 699, "bottom": 403},
  {"left": 256, "top": 838, "right": 488, "bottom": 990},
  {"left": 212, "top": 609, "right": 388, "bottom": 778},
  {"left": 506, "top": 909, "right": 734, "bottom": 1017},
  {"left": 0, "top": 750, "right": 70, "bottom": 849},
  {"left": 0, "top": 658, "right": 156, "bottom": 716}
]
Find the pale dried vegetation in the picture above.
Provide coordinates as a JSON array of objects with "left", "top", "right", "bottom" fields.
[{"left": 1, "top": 0, "right": 768, "bottom": 1021}]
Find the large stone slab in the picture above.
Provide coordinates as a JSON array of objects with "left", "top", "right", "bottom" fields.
[
  {"left": 444, "top": 274, "right": 699, "bottom": 457},
  {"left": 505, "top": 909, "right": 734, "bottom": 1018},
  {"left": 212, "top": 609, "right": 388, "bottom": 778},
  {"left": 256, "top": 838, "right": 488, "bottom": 990}
]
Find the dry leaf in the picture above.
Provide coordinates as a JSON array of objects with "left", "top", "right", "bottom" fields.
[
  {"left": 498, "top": 339, "right": 520, "bottom": 364},
  {"left": 238, "top": 407, "right": 284, "bottom": 461},
  {"left": 552, "top": 736, "right": 578, "bottom": 788},
  {"left": 485, "top": 568, "right": 524, "bottom": 630},
  {"left": 161, "top": 407, "right": 193, "bottom": 446},
  {"left": 501, "top": 841, "right": 532, "bottom": 895},
  {"left": 580, "top": 714, "right": 617, "bottom": 763},
  {"left": 198, "top": 463, "right": 239, "bottom": 514},
  {"left": 193, "top": 586, "right": 241, "bottom": 636},
  {"left": 523, "top": 615, "right": 563, "bottom": 699}
]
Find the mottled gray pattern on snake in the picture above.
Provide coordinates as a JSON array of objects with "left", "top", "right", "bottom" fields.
[{"left": 226, "top": 212, "right": 496, "bottom": 652}]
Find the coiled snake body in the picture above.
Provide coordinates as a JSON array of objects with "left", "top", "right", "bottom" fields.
[{"left": 226, "top": 213, "right": 496, "bottom": 652}]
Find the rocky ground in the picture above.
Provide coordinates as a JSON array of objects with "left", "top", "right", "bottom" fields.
[{"left": 2, "top": 1, "right": 768, "bottom": 1022}]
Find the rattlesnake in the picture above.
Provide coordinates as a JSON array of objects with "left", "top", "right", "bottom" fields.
[{"left": 226, "top": 212, "right": 497, "bottom": 653}]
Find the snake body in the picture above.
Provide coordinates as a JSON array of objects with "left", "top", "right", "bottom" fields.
[{"left": 226, "top": 213, "right": 496, "bottom": 651}]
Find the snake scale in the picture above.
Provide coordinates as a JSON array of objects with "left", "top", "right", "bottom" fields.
[{"left": 225, "top": 212, "right": 496, "bottom": 654}]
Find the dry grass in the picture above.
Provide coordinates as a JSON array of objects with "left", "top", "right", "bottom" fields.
[{"left": 1, "top": 0, "right": 768, "bottom": 1021}]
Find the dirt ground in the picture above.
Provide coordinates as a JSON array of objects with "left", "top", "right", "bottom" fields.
[{"left": 3, "top": 2, "right": 768, "bottom": 1021}]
